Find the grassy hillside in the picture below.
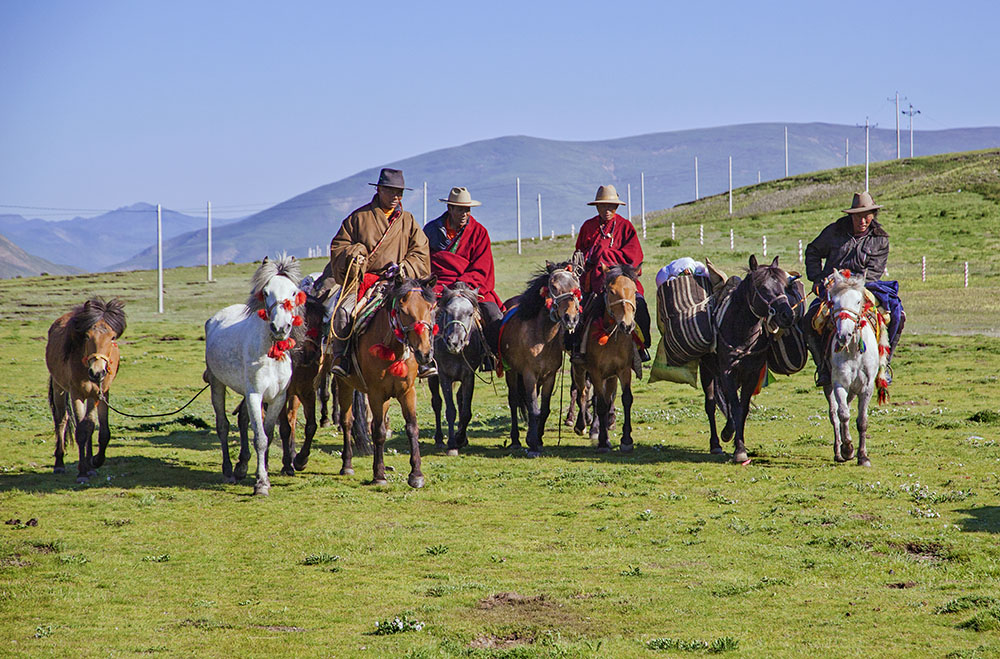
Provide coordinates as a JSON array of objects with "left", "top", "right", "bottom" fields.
[
  {"left": 0, "top": 150, "right": 998, "bottom": 657},
  {"left": 0, "top": 233, "right": 82, "bottom": 279}
]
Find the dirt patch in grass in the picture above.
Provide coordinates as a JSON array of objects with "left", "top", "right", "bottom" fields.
[
  {"left": 887, "top": 581, "right": 917, "bottom": 589},
  {"left": 474, "top": 592, "right": 587, "bottom": 633},
  {"left": 0, "top": 554, "right": 30, "bottom": 568},
  {"left": 890, "top": 540, "right": 956, "bottom": 563},
  {"left": 469, "top": 630, "right": 535, "bottom": 649},
  {"left": 251, "top": 625, "right": 306, "bottom": 632},
  {"left": 478, "top": 592, "right": 552, "bottom": 610}
]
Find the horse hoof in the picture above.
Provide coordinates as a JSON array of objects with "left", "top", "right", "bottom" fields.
[
  {"left": 597, "top": 445, "right": 611, "bottom": 454},
  {"left": 841, "top": 444, "right": 856, "bottom": 461},
  {"left": 87, "top": 469, "right": 98, "bottom": 477},
  {"left": 92, "top": 455, "right": 105, "bottom": 468},
  {"left": 53, "top": 466, "right": 65, "bottom": 474},
  {"left": 525, "top": 450, "right": 541, "bottom": 459},
  {"left": 721, "top": 424, "right": 734, "bottom": 443},
  {"left": 434, "top": 441, "right": 445, "bottom": 450},
  {"left": 233, "top": 464, "right": 249, "bottom": 481},
  {"left": 319, "top": 419, "right": 330, "bottom": 428},
  {"left": 76, "top": 475, "right": 89, "bottom": 484},
  {"left": 281, "top": 466, "right": 296, "bottom": 477},
  {"left": 834, "top": 455, "right": 847, "bottom": 463},
  {"left": 732, "top": 451, "right": 749, "bottom": 464},
  {"left": 710, "top": 446, "right": 725, "bottom": 455},
  {"left": 373, "top": 479, "right": 389, "bottom": 486},
  {"left": 293, "top": 457, "right": 309, "bottom": 472},
  {"left": 858, "top": 457, "right": 872, "bottom": 468},
  {"left": 339, "top": 468, "right": 354, "bottom": 476},
  {"left": 445, "top": 449, "right": 459, "bottom": 457},
  {"left": 620, "top": 443, "right": 634, "bottom": 453},
  {"left": 224, "top": 475, "right": 237, "bottom": 484},
  {"left": 253, "top": 484, "right": 270, "bottom": 496},
  {"left": 408, "top": 474, "right": 425, "bottom": 489}
]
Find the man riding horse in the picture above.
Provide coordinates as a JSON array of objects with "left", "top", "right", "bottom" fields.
[
  {"left": 323, "top": 167, "right": 431, "bottom": 378},
  {"left": 804, "top": 191, "right": 905, "bottom": 386},
  {"left": 423, "top": 186, "right": 504, "bottom": 371},
  {"left": 568, "top": 185, "right": 652, "bottom": 373}
]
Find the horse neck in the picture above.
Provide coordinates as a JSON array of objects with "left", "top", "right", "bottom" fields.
[{"left": 722, "top": 280, "right": 763, "bottom": 339}]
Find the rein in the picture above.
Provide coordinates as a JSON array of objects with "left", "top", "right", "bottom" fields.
[{"left": 99, "top": 384, "right": 210, "bottom": 419}]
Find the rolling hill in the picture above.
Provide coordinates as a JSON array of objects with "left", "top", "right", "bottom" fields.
[{"left": 0, "top": 232, "right": 83, "bottom": 279}]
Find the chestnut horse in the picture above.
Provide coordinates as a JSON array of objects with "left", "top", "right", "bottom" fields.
[
  {"left": 45, "top": 297, "right": 126, "bottom": 482},
  {"left": 277, "top": 293, "right": 327, "bottom": 475},
  {"left": 332, "top": 274, "right": 437, "bottom": 487},
  {"left": 500, "top": 260, "right": 582, "bottom": 457},
  {"left": 571, "top": 264, "right": 640, "bottom": 452}
]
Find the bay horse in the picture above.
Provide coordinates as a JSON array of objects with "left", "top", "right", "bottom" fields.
[
  {"left": 571, "top": 264, "right": 640, "bottom": 452},
  {"left": 500, "top": 260, "right": 582, "bottom": 457},
  {"left": 428, "top": 282, "right": 485, "bottom": 456},
  {"left": 332, "top": 273, "right": 437, "bottom": 487},
  {"left": 45, "top": 297, "right": 126, "bottom": 482},
  {"left": 204, "top": 254, "right": 304, "bottom": 496},
  {"left": 822, "top": 270, "right": 891, "bottom": 467},
  {"left": 702, "top": 255, "right": 798, "bottom": 463}
]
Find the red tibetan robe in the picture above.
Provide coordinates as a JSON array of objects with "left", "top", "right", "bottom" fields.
[
  {"left": 425, "top": 214, "right": 503, "bottom": 309},
  {"left": 575, "top": 213, "right": 644, "bottom": 295}
]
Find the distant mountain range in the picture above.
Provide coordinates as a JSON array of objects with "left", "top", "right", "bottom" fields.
[
  {"left": 0, "top": 203, "right": 242, "bottom": 272},
  {"left": 0, "top": 232, "right": 84, "bottom": 278},
  {"left": 5, "top": 122, "right": 999, "bottom": 275}
]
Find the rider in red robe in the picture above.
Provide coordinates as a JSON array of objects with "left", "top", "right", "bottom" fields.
[{"left": 570, "top": 185, "right": 651, "bottom": 367}]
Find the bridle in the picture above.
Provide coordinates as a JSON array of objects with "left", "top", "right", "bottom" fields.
[
  {"left": 437, "top": 297, "right": 480, "bottom": 352},
  {"left": 389, "top": 294, "right": 437, "bottom": 350},
  {"left": 540, "top": 269, "right": 582, "bottom": 325}
]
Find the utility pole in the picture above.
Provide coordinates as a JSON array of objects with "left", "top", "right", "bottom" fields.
[
  {"left": 516, "top": 178, "right": 521, "bottom": 255},
  {"left": 784, "top": 125, "right": 789, "bottom": 177},
  {"left": 728, "top": 156, "right": 733, "bottom": 215},
  {"left": 627, "top": 183, "right": 632, "bottom": 222},
  {"left": 865, "top": 117, "right": 870, "bottom": 191},
  {"left": 206, "top": 201, "right": 212, "bottom": 282},
  {"left": 903, "top": 103, "right": 921, "bottom": 158},
  {"left": 156, "top": 204, "right": 164, "bottom": 314},
  {"left": 423, "top": 181, "right": 428, "bottom": 226},
  {"left": 889, "top": 92, "right": 900, "bottom": 159},
  {"left": 640, "top": 172, "right": 646, "bottom": 239},
  {"left": 845, "top": 137, "right": 849, "bottom": 167},
  {"left": 694, "top": 156, "right": 699, "bottom": 200},
  {"left": 537, "top": 193, "right": 542, "bottom": 241}
]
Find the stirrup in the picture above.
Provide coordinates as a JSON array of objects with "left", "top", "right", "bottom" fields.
[
  {"left": 330, "top": 353, "right": 350, "bottom": 378},
  {"left": 418, "top": 363, "right": 437, "bottom": 378},
  {"left": 638, "top": 347, "right": 651, "bottom": 363}
]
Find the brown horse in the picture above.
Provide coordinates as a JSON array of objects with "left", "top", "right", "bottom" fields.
[
  {"left": 331, "top": 274, "right": 437, "bottom": 487},
  {"left": 500, "top": 260, "right": 582, "bottom": 457},
  {"left": 571, "top": 264, "right": 640, "bottom": 452},
  {"left": 45, "top": 297, "right": 126, "bottom": 482},
  {"left": 278, "top": 294, "right": 328, "bottom": 475}
]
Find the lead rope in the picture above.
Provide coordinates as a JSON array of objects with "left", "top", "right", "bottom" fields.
[{"left": 99, "top": 384, "right": 210, "bottom": 419}]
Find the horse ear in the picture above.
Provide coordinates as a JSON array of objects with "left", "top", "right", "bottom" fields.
[
  {"left": 262, "top": 256, "right": 269, "bottom": 264},
  {"left": 421, "top": 274, "right": 437, "bottom": 290},
  {"left": 748, "top": 254, "right": 759, "bottom": 270},
  {"left": 545, "top": 260, "right": 555, "bottom": 272},
  {"left": 770, "top": 256, "right": 779, "bottom": 268}
]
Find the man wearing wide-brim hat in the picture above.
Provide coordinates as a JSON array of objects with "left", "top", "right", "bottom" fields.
[
  {"left": 569, "top": 185, "right": 652, "bottom": 375},
  {"left": 325, "top": 167, "right": 431, "bottom": 377},
  {"left": 804, "top": 190, "right": 905, "bottom": 386}
]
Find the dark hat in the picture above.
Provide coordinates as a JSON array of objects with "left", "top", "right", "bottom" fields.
[
  {"left": 368, "top": 168, "right": 412, "bottom": 190},
  {"left": 843, "top": 191, "right": 883, "bottom": 214}
]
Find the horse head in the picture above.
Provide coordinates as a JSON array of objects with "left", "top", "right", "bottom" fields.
[
  {"left": 436, "top": 282, "right": 479, "bottom": 355},
  {"left": 827, "top": 269, "right": 868, "bottom": 353},
  {"left": 604, "top": 264, "right": 638, "bottom": 335},
  {"left": 71, "top": 298, "right": 126, "bottom": 384},
  {"left": 747, "top": 255, "right": 795, "bottom": 333},
  {"left": 250, "top": 254, "right": 304, "bottom": 342},
  {"left": 543, "top": 260, "right": 582, "bottom": 332},
  {"left": 390, "top": 274, "right": 438, "bottom": 366}
]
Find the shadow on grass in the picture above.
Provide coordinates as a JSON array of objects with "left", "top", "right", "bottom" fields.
[{"left": 955, "top": 506, "right": 1000, "bottom": 534}]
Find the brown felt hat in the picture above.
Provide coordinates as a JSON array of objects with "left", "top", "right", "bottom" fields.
[
  {"left": 587, "top": 184, "right": 626, "bottom": 207},
  {"left": 843, "top": 191, "right": 882, "bottom": 214},
  {"left": 439, "top": 187, "right": 481, "bottom": 207}
]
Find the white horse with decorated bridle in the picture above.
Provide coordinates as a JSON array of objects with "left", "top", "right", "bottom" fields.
[
  {"left": 204, "top": 254, "right": 305, "bottom": 495},
  {"left": 823, "top": 270, "right": 891, "bottom": 467}
]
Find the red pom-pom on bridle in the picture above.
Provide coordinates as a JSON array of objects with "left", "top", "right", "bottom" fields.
[
  {"left": 257, "top": 309, "right": 268, "bottom": 320},
  {"left": 292, "top": 315, "right": 303, "bottom": 326}
]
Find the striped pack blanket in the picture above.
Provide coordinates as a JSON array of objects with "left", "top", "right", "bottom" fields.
[
  {"left": 657, "top": 274, "right": 717, "bottom": 366},
  {"left": 766, "top": 276, "right": 808, "bottom": 375}
]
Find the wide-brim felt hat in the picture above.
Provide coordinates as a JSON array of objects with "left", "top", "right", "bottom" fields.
[
  {"left": 368, "top": 168, "right": 412, "bottom": 190},
  {"left": 439, "top": 186, "right": 481, "bottom": 207},
  {"left": 843, "top": 191, "right": 882, "bottom": 214},
  {"left": 587, "top": 184, "right": 627, "bottom": 206}
]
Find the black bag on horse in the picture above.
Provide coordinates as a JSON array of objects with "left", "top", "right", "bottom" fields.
[
  {"left": 658, "top": 274, "right": 716, "bottom": 367},
  {"left": 766, "top": 277, "right": 808, "bottom": 375}
]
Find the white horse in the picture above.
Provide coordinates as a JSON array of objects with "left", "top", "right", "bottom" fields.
[
  {"left": 824, "top": 270, "right": 890, "bottom": 467},
  {"left": 204, "top": 255, "right": 304, "bottom": 495}
]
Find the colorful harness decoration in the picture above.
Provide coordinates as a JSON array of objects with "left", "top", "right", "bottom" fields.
[
  {"left": 366, "top": 296, "right": 438, "bottom": 379},
  {"left": 256, "top": 290, "right": 306, "bottom": 360}
]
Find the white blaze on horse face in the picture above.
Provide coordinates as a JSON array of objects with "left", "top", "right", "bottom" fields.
[
  {"left": 834, "top": 288, "right": 864, "bottom": 352},
  {"left": 264, "top": 278, "right": 300, "bottom": 340},
  {"left": 442, "top": 298, "right": 473, "bottom": 354},
  {"left": 549, "top": 270, "right": 581, "bottom": 331}
]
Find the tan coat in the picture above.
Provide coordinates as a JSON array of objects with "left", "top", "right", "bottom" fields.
[{"left": 328, "top": 195, "right": 430, "bottom": 287}]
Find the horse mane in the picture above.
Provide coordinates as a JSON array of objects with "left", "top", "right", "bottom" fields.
[
  {"left": 515, "top": 260, "right": 572, "bottom": 320},
  {"left": 246, "top": 253, "right": 302, "bottom": 310},
  {"left": 604, "top": 262, "right": 640, "bottom": 284},
  {"left": 827, "top": 272, "right": 866, "bottom": 298},
  {"left": 388, "top": 276, "right": 436, "bottom": 305},
  {"left": 439, "top": 281, "right": 479, "bottom": 309},
  {"left": 64, "top": 297, "right": 127, "bottom": 360}
]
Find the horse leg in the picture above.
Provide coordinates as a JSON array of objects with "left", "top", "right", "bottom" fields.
[
  {"left": 370, "top": 395, "right": 390, "bottom": 486},
  {"left": 401, "top": 387, "right": 424, "bottom": 488},
  {"left": 825, "top": 385, "right": 845, "bottom": 462},
  {"left": 455, "top": 371, "right": 474, "bottom": 451},
  {"left": 700, "top": 360, "right": 724, "bottom": 454},
  {"left": 836, "top": 387, "right": 854, "bottom": 463},
  {"left": 429, "top": 375, "right": 445, "bottom": 448},
  {"left": 72, "top": 396, "right": 96, "bottom": 483},
  {"left": 522, "top": 372, "right": 543, "bottom": 456},
  {"left": 245, "top": 392, "right": 272, "bottom": 496},
  {"left": 337, "top": 382, "right": 355, "bottom": 476},
  {"left": 620, "top": 370, "right": 634, "bottom": 452},
  {"left": 719, "top": 372, "right": 747, "bottom": 464},
  {"left": 279, "top": 394, "right": 299, "bottom": 476},
  {"left": 537, "top": 373, "right": 556, "bottom": 448},
  {"left": 856, "top": 388, "right": 872, "bottom": 467},
  {"left": 565, "top": 377, "right": 578, "bottom": 428},
  {"left": 571, "top": 365, "right": 587, "bottom": 436},
  {"left": 293, "top": 388, "right": 317, "bottom": 472},
  {"left": 506, "top": 372, "right": 521, "bottom": 448},
  {"left": 234, "top": 398, "right": 251, "bottom": 481},
  {"left": 318, "top": 371, "right": 331, "bottom": 428},
  {"left": 92, "top": 393, "right": 111, "bottom": 468},
  {"left": 50, "top": 379, "right": 68, "bottom": 474},
  {"left": 593, "top": 377, "right": 612, "bottom": 453},
  {"left": 442, "top": 374, "right": 459, "bottom": 453},
  {"left": 208, "top": 375, "right": 234, "bottom": 482}
]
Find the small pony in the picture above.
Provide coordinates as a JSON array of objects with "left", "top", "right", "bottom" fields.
[
  {"left": 428, "top": 282, "right": 486, "bottom": 455},
  {"left": 45, "top": 297, "right": 126, "bottom": 482},
  {"left": 571, "top": 263, "right": 641, "bottom": 452},
  {"left": 822, "top": 269, "right": 891, "bottom": 466},
  {"left": 500, "top": 259, "right": 582, "bottom": 457},
  {"left": 204, "top": 255, "right": 304, "bottom": 496}
]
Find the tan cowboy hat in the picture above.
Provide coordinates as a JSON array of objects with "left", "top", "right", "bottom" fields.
[
  {"left": 843, "top": 191, "right": 883, "bottom": 214},
  {"left": 587, "top": 184, "right": 626, "bottom": 206},
  {"left": 439, "top": 187, "right": 481, "bottom": 207}
]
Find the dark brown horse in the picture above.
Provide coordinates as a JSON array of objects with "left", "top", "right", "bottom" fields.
[
  {"left": 278, "top": 295, "right": 327, "bottom": 475},
  {"left": 500, "top": 260, "right": 582, "bottom": 457},
  {"left": 331, "top": 274, "right": 437, "bottom": 487},
  {"left": 45, "top": 297, "right": 126, "bottom": 482},
  {"left": 571, "top": 264, "right": 640, "bottom": 452}
]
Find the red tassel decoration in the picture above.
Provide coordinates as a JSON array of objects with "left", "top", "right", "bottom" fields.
[
  {"left": 306, "top": 328, "right": 319, "bottom": 339},
  {"left": 393, "top": 327, "right": 406, "bottom": 341},
  {"left": 283, "top": 299, "right": 293, "bottom": 311},
  {"left": 388, "top": 359, "right": 408, "bottom": 378},
  {"left": 257, "top": 291, "right": 265, "bottom": 302},
  {"left": 368, "top": 343, "right": 396, "bottom": 361},
  {"left": 432, "top": 324, "right": 439, "bottom": 336},
  {"left": 296, "top": 291, "right": 306, "bottom": 306},
  {"left": 257, "top": 309, "right": 268, "bottom": 320},
  {"left": 597, "top": 334, "right": 609, "bottom": 346},
  {"left": 545, "top": 298, "right": 553, "bottom": 309},
  {"left": 414, "top": 323, "right": 426, "bottom": 336},
  {"left": 573, "top": 289, "right": 582, "bottom": 300},
  {"left": 539, "top": 286, "right": 548, "bottom": 298},
  {"left": 292, "top": 315, "right": 304, "bottom": 326}
]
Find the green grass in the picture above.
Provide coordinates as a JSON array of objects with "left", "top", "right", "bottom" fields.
[{"left": 1, "top": 150, "right": 999, "bottom": 657}]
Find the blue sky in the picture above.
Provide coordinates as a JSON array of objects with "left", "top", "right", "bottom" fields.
[{"left": 0, "top": 0, "right": 994, "bottom": 219}]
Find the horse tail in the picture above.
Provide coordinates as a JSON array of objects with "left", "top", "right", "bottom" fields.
[
  {"left": 351, "top": 391, "right": 373, "bottom": 456},
  {"left": 874, "top": 313, "right": 892, "bottom": 406},
  {"left": 48, "top": 377, "right": 54, "bottom": 415}
]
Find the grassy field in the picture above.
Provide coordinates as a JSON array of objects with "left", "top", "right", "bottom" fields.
[{"left": 1, "top": 151, "right": 999, "bottom": 658}]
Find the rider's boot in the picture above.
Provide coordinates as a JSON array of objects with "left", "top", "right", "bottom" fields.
[
  {"left": 418, "top": 360, "right": 438, "bottom": 378},
  {"left": 805, "top": 329, "right": 829, "bottom": 387},
  {"left": 329, "top": 305, "right": 352, "bottom": 378}
]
